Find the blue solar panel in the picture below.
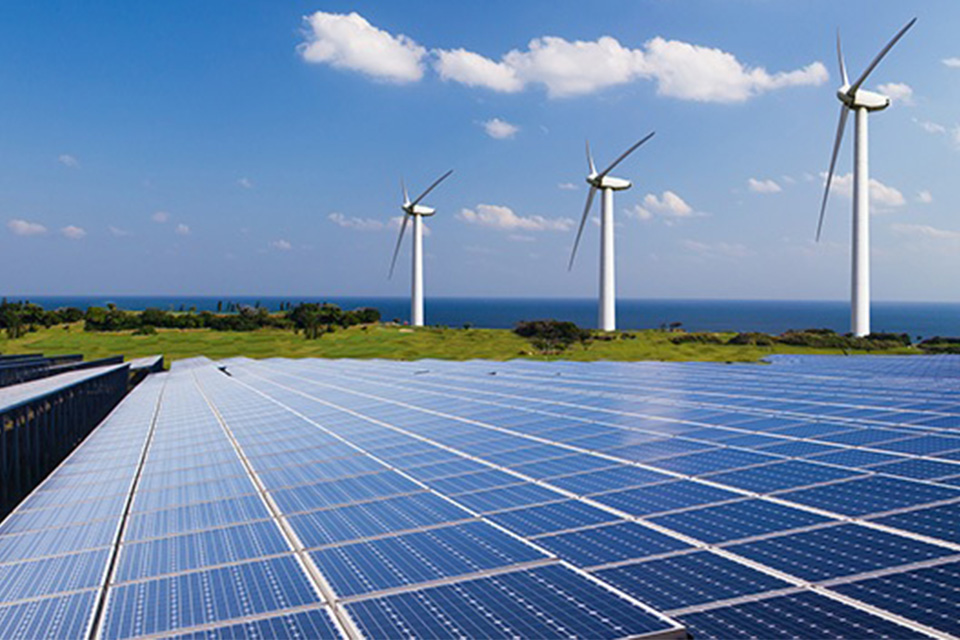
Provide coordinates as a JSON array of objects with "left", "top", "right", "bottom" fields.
[
  {"left": 0, "top": 590, "right": 97, "bottom": 639},
  {"left": 346, "top": 565, "right": 678, "bottom": 639},
  {"left": 679, "top": 591, "right": 925, "bottom": 639},
  {"left": 778, "top": 476, "right": 960, "bottom": 516},
  {"left": 832, "top": 561, "right": 960, "bottom": 636},
  {"left": 103, "top": 556, "right": 321, "bottom": 638},
  {"left": 168, "top": 608, "right": 343, "bottom": 639},
  {"left": 728, "top": 523, "right": 955, "bottom": 581},
  {"left": 594, "top": 550, "right": 792, "bottom": 611},
  {"left": 534, "top": 521, "right": 690, "bottom": 566},
  {"left": 650, "top": 498, "right": 832, "bottom": 543},
  {"left": 310, "top": 521, "right": 546, "bottom": 596},
  {"left": 593, "top": 480, "right": 740, "bottom": 516},
  {"left": 3, "top": 354, "right": 959, "bottom": 639}
]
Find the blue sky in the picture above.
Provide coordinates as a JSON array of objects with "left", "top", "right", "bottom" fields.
[{"left": 1, "top": 0, "right": 958, "bottom": 301}]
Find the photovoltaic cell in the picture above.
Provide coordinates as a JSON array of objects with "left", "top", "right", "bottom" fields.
[{"left": 593, "top": 550, "right": 792, "bottom": 611}]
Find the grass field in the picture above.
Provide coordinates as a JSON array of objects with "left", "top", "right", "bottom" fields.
[{"left": 0, "top": 323, "right": 919, "bottom": 365}]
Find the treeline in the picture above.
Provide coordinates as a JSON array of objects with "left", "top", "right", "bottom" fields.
[
  {"left": 671, "top": 328, "right": 920, "bottom": 351},
  {"left": 0, "top": 299, "right": 380, "bottom": 339}
]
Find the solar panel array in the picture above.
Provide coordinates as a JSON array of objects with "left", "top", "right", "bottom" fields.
[{"left": 2, "top": 354, "right": 960, "bottom": 639}]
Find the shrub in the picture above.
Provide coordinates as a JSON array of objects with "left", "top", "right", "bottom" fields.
[
  {"left": 133, "top": 325, "right": 157, "bottom": 336},
  {"left": 514, "top": 320, "right": 591, "bottom": 354},
  {"left": 670, "top": 332, "right": 725, "bottom": 345},
  {"left": 728, "top": 332, "right": 776, "bottom": 346}
]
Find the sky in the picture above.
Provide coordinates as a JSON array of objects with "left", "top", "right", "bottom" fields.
[{"left": 1, "top": 0, "right": 958, "bottom": 301}]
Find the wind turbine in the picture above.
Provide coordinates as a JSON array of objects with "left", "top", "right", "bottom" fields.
[
  {"left": 817, "top": 18, "right": 916, "bottom": 337},
  {"left": 389, "top": 170, "right": 453, "bottom": 327},
  {"left": 569, "top": 132, "right": 655, "bottom": 331}
]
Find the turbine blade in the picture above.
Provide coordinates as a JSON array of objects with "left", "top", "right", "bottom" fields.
[
  {"left": 848, "top": 17, "right": 917, "bottom": 95},
  {"left": 388, "top": 214, "right": 411, "bottom": 279},
  {"left": 586, "top": 140, "right": 596, "bottom": 174},
  {"left": 568, "top": 186, "right": 597, "bottom": 270},
  {"left": 816, "top": 106, "right": 850, "bottom": 241},
  {"left": 836, "top": 29, "right": 849, "bottom": 86},
  {"left": 599, "top": 131, "right": 655, "bottom": 178},
  {"left": 401, "top": 178, "right": 409, "bottom": 205},
  {"left": 410, "top": 169, "right": 454, "bottom": 207}
]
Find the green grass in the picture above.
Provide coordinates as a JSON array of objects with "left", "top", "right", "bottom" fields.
[{"left": 0, "top": 323, "right": 920, "bottom": 365}]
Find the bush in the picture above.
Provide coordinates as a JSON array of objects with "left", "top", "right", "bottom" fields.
[
  {"left": 918, "top": 336, "right": 960, "bottom": 354},
  {"left": 133, "top": 325, "right": 157, "bottom": 336},
  {"left": 727, "top": 332, "right": 776, "bottom": 346},
  {"left": 514, "top": 320, "right": 591, "bottom": 354}
]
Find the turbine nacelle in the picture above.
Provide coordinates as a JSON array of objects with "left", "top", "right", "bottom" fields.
[
  {"left": 837, "top": 86, "right": 890, "bottom": 111},
  {"left": 587, "top": 174, "right": 632, "bottom": 191},
  {"left": 403, "top": 204, "right": 436, "bottom": 217}
]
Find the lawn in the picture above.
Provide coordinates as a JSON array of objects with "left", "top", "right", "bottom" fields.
[{"left": 0, "top": 323, "right": 919, "bottom": 365}]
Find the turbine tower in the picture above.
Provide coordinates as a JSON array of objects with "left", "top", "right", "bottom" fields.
[
  {"left": 569, "top": 132, "right": 655, "bottom": 332},
  {"left": 817, "top": 18, "right": 916, "bottom": 337},
  {"left": 389, "top": 170, "right": 453, "bottom": 327}
]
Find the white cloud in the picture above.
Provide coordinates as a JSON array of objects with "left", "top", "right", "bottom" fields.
[
  {"left": 434, "top": 48, "right": 523, "bottom": 92},
  {"left": 237, "top": 177, "right": 253, "bottom": 189},
  {"left": 682, "top": 239, "right": 750, "bottom": 258},
  {"left": 747, "top": 177, "right": 782, "bottom": 194},
  {"left": 481, "top": 118, "right": 519, "bottom": 140},
  {"left": 297, "top": 14, "right": 826, "bottom": 102},
  {"left": 558, "top": 182, "right": 578, "bottom": 191},
  {"left": 7, "top": 219, "right": 47, "bottom": 236},
  {"left": 639, "top": 37, "right": 827, "bottom": 103},
  {"left": 943, "top": 57, "right": 960, "bottom": 68},
  {"left": 825, "top": 173, "right": 905, "bottom": 208},
  {"left": 109, "top": 226, "right": 131, "bottom": 237},
  {"left": 457, "top": 204, "right": 572, "bottom": 231},
  {"left": 915, "top": 119, "right": 946, "bottom": 135},
  {"left": 916, "top": 190, "right": 933, "bottom": 204},
  {"left": 329, "top": 212, "right": 386, "bottom": 231},
  {"left": 270, "top": 239, "right": 292, "bottom": 251},
  {"left": 299, "top": 11, "right": 426, "bottom": 83},
  {"left": 57, "top": 154, "right": 79, "bottom": 168},
  {"left": 628, "top": 191, "right": 702, "bottom": 221},
  {"left": 508, "top": 234, "right": 536, "bottom": 243},
  {"left": 891, "top": 223, "right": 960, "bottom": 241},
  {"left": 151, "top": 211, "right": 170, "bottom": 223},
  {"left": 60, "top": 225, "right": 86, "bottom": 240},
  {"left": 175, "top": 223, "right": 191, "bottom": 236},
  {"left": 878, "top": 82, "right": 914, "bottom": 105}
]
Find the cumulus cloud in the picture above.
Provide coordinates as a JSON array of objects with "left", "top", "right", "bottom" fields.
[
  {"left": 151, "top": 211, "right": 170, "bottom": 223},
  {"left": 916, "top": 190, "right": 933, "bottom": 204},
  {"left": 943, "top": 57, "right": 960, "bottom": 68},
  {"left": 299, "top": 11, "right": 426, "bottom": 83},
  {"left": 481, "top": 118, "right": 519, "bottom": 140},
  {"left": 747, "top": 178, "right": 782, "bottom": 194},
  {"left": 270, "top": 239, "right": 292, "bottom": 251},
  {"left": 627, "top": 191, "right": 702, "bottom": 222},
  {"left": 58, "top": 154, "right": 79, "bottom": 168},
  {"left": 109, "top": 226, "right": 132, "bottom": 237},
  {"left": 878, "top": 82, "right": 914, "bottom": 105},
  {"left": 434, "top": 48, "right": 523, "bottom": 92},
  {"left": 558, "top": 182, "right": 578, "bottom": 191},
  {"left": 175, "top": 223, "right": 191, "bottom": 236},
  {"left": 458, "top": 204, "right": 572, "bottom": 231},
  {"left": 328, "top": 212, "right": 387, "bottom": 231},
  {"left": 60, "top": 225, "right": 86, "bottom": 240},
  {"left": 7, "top": 219, "right": 47, "bottom": 236},
  {"left": 297, "top": 12, "right": 826, "bottom": 102},
  {"left": 824, "top": 173, "right": 906, "bottom": 209},
  {"left": 682, "top": 239, "right": 751, "bottom": 258},
  {"left": 237, "top": 177, "right": 253, "bottom": 189},
  {"left": 891, "top": 223, "right": 960, "bottom": 241}
]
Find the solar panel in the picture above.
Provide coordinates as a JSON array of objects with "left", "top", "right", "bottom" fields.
[{"left": 0, "top": 354, "right": 958, "bottom": 638}]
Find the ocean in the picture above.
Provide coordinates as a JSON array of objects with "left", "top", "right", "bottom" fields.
[{"left": 7, "top": 296, "right": 960, "bottom": 337}]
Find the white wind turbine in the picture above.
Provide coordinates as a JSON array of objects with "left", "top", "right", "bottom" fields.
[
  {"left": 817, "top": 18, "right": 916, "bottom": 337},
  {"left": 389, "top": 170, "right": 453, "bottom": 327},
  {"left": 569, "top": 132, "right": 655, "bottom": 332}
]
